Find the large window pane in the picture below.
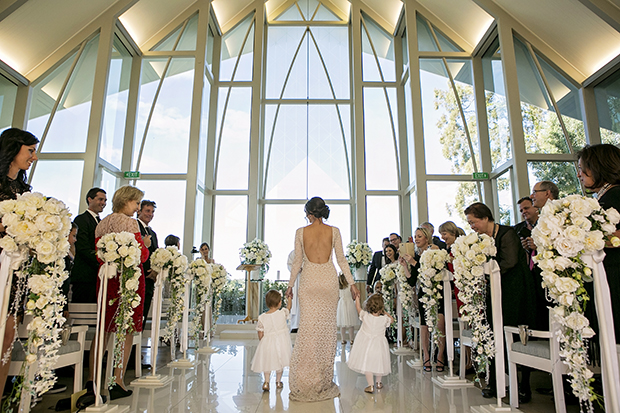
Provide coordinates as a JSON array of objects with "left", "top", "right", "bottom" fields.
[
  {"left": 134, "top": 58, "right": 194, "bottom": 173},
  {"left": 594, "top": 69, "right": 620, "bottom": 146},
  {"left": 366, "top": 196, "right": 400, "bottom": 253},
  {"left": 193, "top": 189, "right": 205, "bottom": 250},
  {"left": 0, "top": 74, "right": 17, "bottom": 133},
  {"left": 495, "top": 170, "right": 513, "bottom": 226},
  {"left": 197, "top": 78, "right": 211, "bottom": 187},
  {"left": 364, "top": 88, "right": 398, "bottom": 190},
  {"left": 265, "top": 26, "right": 306, "bottom": 99},
  {"left": 100, "top": 37, "right": 132, "bottom": 169},
  {"left": 29, "top": 35, "right": 99, "bottom": 153},
  {"left": 420, "top": 59, "right": 479, "bottom": 175},
  {"left": 361, "top": 14, "right": 395, "bottom": 82},
  {"left": 215, "top": 87, "right": 251, "bottom": 190},
  {"left": 213, "top": 196, "right": 247, "bottom": 279},
  {"left": 527, "top": 161, "right": 580, "bottom": 197},
  {"left": 137, "top": 180, "right": 187, "bottom": 248},
  {"left": 426, "top": 181, "right": 481, "bottom": 231},
  {"left": 220, "top": 15, "right": 254, "bottom": 82},
  {"left": 99, "top": 168, "right": 118, "bottom": 217},
  {"left": 30, "top": 160, "right": 84, "bottom": 217}
]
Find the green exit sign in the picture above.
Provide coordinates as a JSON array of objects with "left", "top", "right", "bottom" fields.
[
  {"left": 124, "top": 171, "right": 140, "bottom": 179},
  {"left": 472, "top": 172, "right": 489, "bottom": 180}
]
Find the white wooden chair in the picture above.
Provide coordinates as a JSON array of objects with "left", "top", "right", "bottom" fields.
[
  {"left": 9, "top": 316, "right": 88, "bottom": 412},
  {"left": 67, "top": 303, "right": 142, "bottom": 382}
]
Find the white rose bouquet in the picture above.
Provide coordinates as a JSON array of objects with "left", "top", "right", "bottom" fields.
[
  {"left": 239, "top": 238, "right": 271, "bottom": 280},
  {"left": 96, "top": 231, "right": 143, "bottom": 385},
  {"left": 345, "top": 240, "right": 373, "bottom": 269},
  {"left": 151, "top": 246, "right": 189, "bottom": 342},
  {"left": 0, "top": 193, "right": 71, "bottom": 404},
  {"left": 452, "top": 232, "right": 496, "bottom": 384},
  {"left": 531, "top": 195, "right": 620, "bottom": 410},
  {"left": 188, "top": 259, "right": 212, "bottom": 341},
  {"left": 209, "top": 263, "right": 229, "bottom": 327},
  {"left": 419, "top": 249, "right": 451, "bottom": 349}
]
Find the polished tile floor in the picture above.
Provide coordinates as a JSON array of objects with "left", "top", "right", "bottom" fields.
[{"left": 30, "top": 337, "right": 592, "bottom": 412}]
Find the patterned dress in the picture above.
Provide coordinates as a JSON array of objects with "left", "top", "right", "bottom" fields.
[
  {"left": 95, "top": 213, "right": 149, "bottom": 333},
  {"left": 288, "top": 226, "right": 355, "bottom": 402}
]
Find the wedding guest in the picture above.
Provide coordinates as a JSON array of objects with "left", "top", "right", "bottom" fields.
[
  {"left": 137, "top": 200, "right": 158, "bottom": 329},
  {"left": 530, "top": 180, "right": 559, "bottom": 211},
  {"left": 71, "top": 188, "right": 107, "bottom": 303},
  {"left": 421, "top": 222, "right": 447, "bottom": 250},
  {"left": 384, "top": 244, "right": 399, "bottom": 265},
  {"left": 464, "top": 202, "right": 536, "bottom": 400},
  {"left": 0, "top": 128, "right": 39, "bottom": 398},
  {"left": 577, "top": 144, "right": 620, "bottom": 345},
  {"left": 367, "top": 237, "right": 389, "bottom": 293},
  {"left": 84, "top": 186, "right": 150, "bottom": 401},
  {"left": 165, "top": 234, "right": 180, "bottom": 248},
  {"left": 389, "top": 233, "right": 402, "bottom": 249},
  {"left": 199, "top": 242, "right": 214, "bottom": 264}
]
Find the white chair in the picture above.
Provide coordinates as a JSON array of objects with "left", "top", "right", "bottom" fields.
[
  {"left": 68, "top": 303, "right": 142, "bottom": 382},
  {"left": 9, "top": 316, "right": 88, "bottom": 412}
]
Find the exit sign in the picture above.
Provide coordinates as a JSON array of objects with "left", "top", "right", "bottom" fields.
[
  {"left": 472, "top": 172, "right": 489, "bottom": 180},
  {"left": 124, "top": 171, "right": 140, "bottom": 179}
]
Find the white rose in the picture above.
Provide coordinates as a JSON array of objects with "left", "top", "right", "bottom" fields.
[
  {"left": 555, "top": 277, "right": 580, "bottom": 293},
  {"left": 0, "top": 236, "right": 18, "bottom": 252},
  {"left": 126, "top": 278, "right": 139, "bottom": 291},
  {"left": 565, "top": 312, "right": 589, "bottom": 331},
  {"left": 35, "top": 240, "right": 56, "bottom": 256},
  {"left": 554, "top": 236, "right": 582, "bottom": 258},
  {"left": 35, "top": 214, "right": 62, "bottom": 232},
  {"left": 471, "top": 265, "right": 484, "bottom": 277},
  {"left": 569, "top": 198, "right": 593, "bottom": 217},
  {"left": 583, "top": 231, "right": 605, "bottom": 252},
  {"left": 104, "top": 251, "right": 120, "bottom": 262},
  {"left": 564, "top": 225, "right": 586, "bottom": 242},
  {"left": 606, "top": 207, "right": 620, "bottom": 225},
  {"left": 558, "top": 293, "right": 574, "bottom": 307},
  {"left": 124, "top": 255, "right": 138, "bottom": 268},
  {"left": 0, "top": 199, "right": 16, "bottom": 215},
  {"left": 26, "top": 354, "right": 37, "bottom": 364},
  {"left": 571, "top": 216, "right": 592, "bottom": 231}
]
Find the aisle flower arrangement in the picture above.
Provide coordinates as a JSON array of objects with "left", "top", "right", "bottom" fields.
[
  {"left": 0, "top": 193, "right": 71, "bottom": 407},
  {"left": 532, "top": 195, "right": 620, "bottom": 411},
  {"left": 419, "top": 249, "right": 451, "bottom": 349},
  {"left": 151, "top": 246, "right": 189, "bottom": 342},
  {"left": 95, "top": 231, "right": 143, "bottom": 385},
  {"left": 188, "top": 259, "right": 212, "bottom": 341},
  {"left": 345, "top": 240, "right": 373, "bottom": 269},
  {"left": 379, "top": 262, "right": 415, "bottom": 342},
  {"left": 209, "top": 263, "right": 229, "bottom": 327},
  {"left": 239, "top": 238, "right": 271, "bottom": 280},
  {"left": 451, "top": 232, "right": 497, "bottom": 384}
]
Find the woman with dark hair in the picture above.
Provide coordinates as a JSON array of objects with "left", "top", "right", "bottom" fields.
[
  {"left": 199, "top": 242, "right": 214, "bottom": 263},
  {"left": 577, "top": 144, "right": 620, "bottom": 344},
  {"left": 0, "top": 128, "right": 39, "bottom": 395},
  {"left": 286, "top": 197, "right": 360, "bottom": 401},
  {"left": 464, "top": 202, "right": 536, "bottom": 400},
  {"left": 383, "top": 244, "right": 399, "bottom": 264}
]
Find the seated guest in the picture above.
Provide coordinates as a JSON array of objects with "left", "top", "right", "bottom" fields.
[
  {"left": 367, "top": 237, "right": 389, "bottom": 293},
  {"left": 421, "top": 222, "right": 447, "bottom": 250}
]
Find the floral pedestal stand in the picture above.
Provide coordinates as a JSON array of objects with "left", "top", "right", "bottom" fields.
[
  {"left": 354, "top": 266, "right": 368, "bottom": 303},
  {"left": 236, "top": 264, "right": 261, "bottom": 324},
  {"left": 471, "top": 260, "right": 521, "bottom": 413},
  {"left": 197, "top": 289, "right": 219, "bottom": 354},
  {"left": 582, "top": 251, "right": 620, "bottom": 412},
  {"left": 131, "top": 268, "right": 173, "bottom": 388},
  {"left": 391, "top": 282, "right": 416, "bottom": 356},
  {"left": 86, "top": 264, "right": 130, "bottom": 413},
  {"left": 169, "top": 281, "right": 196, "bottom": 368},
  {"left": 433, "top": 269, "right": 474, "bottom": 388}
]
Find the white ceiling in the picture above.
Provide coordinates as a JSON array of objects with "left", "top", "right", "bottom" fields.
[{"left": 1, "top": 0, "right": 620, "bottom": 83}]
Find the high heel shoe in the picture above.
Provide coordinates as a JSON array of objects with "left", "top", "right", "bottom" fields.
[
  {"left": 376, "top": 382, "right": 384, "bottom": 390},
  {"left": 262, "top": 382, "right": 270, "bottom": 391},
  {"left": 109, "top": 384, "right": 133, "bottom": 400},
  {"left": 364, "top": 385, "right": 374, "bottom": 393},
  {"left": 276, "top": 382, "right": 283, "bottom": 389},
  {"left": 341, "top": 340, "right": 347, "bottom": 345}
]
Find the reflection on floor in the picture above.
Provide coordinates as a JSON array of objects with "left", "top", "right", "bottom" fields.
[{"left": 30, "top": 336, "right": 592, "bottom": 412}]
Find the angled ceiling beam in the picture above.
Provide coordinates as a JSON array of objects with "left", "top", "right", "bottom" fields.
[
  {"left": 266, "top": 0, "right": 296, "bottom": 22},
  {"left": 215, "top": 1, "right": 256, "bottom": 34},
  {"left": 360, "top": 0, "right": 398, "bottom": 34},
  {"left": 25, "top": 0, "right": 138, "bottom": 81},
  {"left": 413, "top": 0, "right": 474, "bottom": 52},
  {"left": 472, "top": 0, "right": 585, "bottom": 82},
  {"left": 0, "top": 0, "right": 27, "bottom": 23},
  {"left": 577, "top": 0, "right": 620, "bottom": 33}
]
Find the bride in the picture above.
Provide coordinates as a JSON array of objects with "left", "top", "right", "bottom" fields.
[{"left": 286, "top": 197, "right": 359, "bottom": 401}]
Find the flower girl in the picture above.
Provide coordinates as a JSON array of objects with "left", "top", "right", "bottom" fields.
[
  {"left": 347, "top": 293, "right": 393, "bottom": 393},
  {"left": 251, "top": 289, "right": 293, "bottom": 391},
  {"left": 337, "top": 273, "right": 359, "bottom": 346}
]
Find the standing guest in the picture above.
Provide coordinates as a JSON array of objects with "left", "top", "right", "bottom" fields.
[
  {"left": 83, "top": 186, "right": 150, "bottom": 401},
  {"left": 71, "top": 188, "right": 107, "bottom": 303},
  {"left": 165, "top": 234, "right": 180, "bottom": 248},
  {"left": 337, "top": 273, "right": 359, "bottom": 346},
  {"left": 530, "top": 180, "right": 559, "bottom": 211},
  {"left": 421, "top": 222, "right": 447, "bottom": 250},
  {"left": 464, "top": 202, "right": 536, "bottom": 399},
  {"left": 0, "top": 128, "right": 39, "bottom": 398},
  {"left": 389, "top": 233, "right": 402, "bottom": 249},
  {"left": 367, "top": 237, "right": 389, "bottom": 294},
  {"left": 199, "top": 242, "right": 214, "bottom": 264},
  {"left": 577, "top": 144, "right": 620, "bottom": 345},
  {"left": 136, "top": 200, "right": 157, "bottom": 329}
]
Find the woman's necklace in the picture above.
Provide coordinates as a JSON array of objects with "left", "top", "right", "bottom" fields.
[{"left": 595, "top": 183, "right": 614, "bottom": 199}]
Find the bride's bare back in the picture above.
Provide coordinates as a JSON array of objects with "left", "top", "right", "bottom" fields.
[{"left": 302, "top": 221, "right": 333, "bottom": 264}]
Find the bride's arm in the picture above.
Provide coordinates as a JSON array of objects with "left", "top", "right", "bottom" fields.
[
  {"left": 287, "top": 229, "right": 303, "bottom": 299},
  {"left": 333, "top": 228, "right": 359, "bottom": 300}
]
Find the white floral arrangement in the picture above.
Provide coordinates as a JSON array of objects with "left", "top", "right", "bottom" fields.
[
  {"left": 451, "top": 232, "right": 497, "bottom": 384},
  {"left": 96, "top": 231, "right": 142, "bottom": 386},
  {"left": 345, "top": 240, "right": 373, "bottom": 269},
  {"left": 209, "top": 263, "right": 229, "bottom": 327},
  {"left": 151, "top": 246, "right": 189, "bottom": 342},
  {"left": 379, "top": 262, "right": 415, "bottom": 342},
  {"left": 532, "top": 195, "right": 620, "bottom": 410},
  {"left": 0, "top": 193, "right": 71, "bottom": 406},
  {"left": 419, "top": 249, "right": 451, "bottom": 349},
  {"left": 188, "top": 259, "right": 212, "bottom": 341},
  {"left": 239, "top": 238, "right": 271, "bottom": 280}
]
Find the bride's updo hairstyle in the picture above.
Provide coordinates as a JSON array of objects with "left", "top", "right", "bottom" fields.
[{"left": 304, "top": 196, "right": 330, "bottom": 219}]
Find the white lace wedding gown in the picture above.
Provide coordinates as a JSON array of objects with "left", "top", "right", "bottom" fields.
[{"left": 288, "top": 226, "right": 355, "bottom": 402}]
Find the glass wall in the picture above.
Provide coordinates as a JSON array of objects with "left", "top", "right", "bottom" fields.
[{"left": 0, "top": 74, "right": 17, "bottom": 133}]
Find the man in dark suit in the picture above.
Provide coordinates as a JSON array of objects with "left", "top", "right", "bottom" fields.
[
  {"left": 366, "top": 237, "right": 390, "bottom": 294},
  {"left": 136, "top": 200, "right": 158, "bottom": 328},
  {"left": 70, "top": 188, "right": 106, "bottom": 303}
]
